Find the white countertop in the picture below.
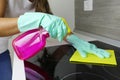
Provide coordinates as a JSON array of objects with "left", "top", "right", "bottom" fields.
[{"left": 12, "top": 31, "right": 120, "bottom": 80}]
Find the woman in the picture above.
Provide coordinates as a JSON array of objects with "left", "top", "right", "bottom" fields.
[
  {"left": 0, "top": 0, "right": 110, "bottom": 80},
  {"left": 0, "top": 0, "right": 53, "bottom": 80}
]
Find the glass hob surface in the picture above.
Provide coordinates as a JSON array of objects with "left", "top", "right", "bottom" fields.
[{"left": 24, "top": 41, "right": 120, "bottom": 80}]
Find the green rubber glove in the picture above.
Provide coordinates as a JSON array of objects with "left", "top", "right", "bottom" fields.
[
  {"left": 66, "top": 34, "right": 110, "bottom": 58},
  {"left": 17, "top": 12, "right": 67, "bottom": 42}
]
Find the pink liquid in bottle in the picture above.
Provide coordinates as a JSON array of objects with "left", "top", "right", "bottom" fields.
[{"left": 12, "top": 28, "right": 49, "bottom": 60}]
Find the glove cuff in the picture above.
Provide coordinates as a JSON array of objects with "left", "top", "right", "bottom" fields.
[
  {"left": 66, "top": 34, "right": 80, "bottom": 48},
  {"left": 17, "top": 12, "right": 45, "bottom": 32}
]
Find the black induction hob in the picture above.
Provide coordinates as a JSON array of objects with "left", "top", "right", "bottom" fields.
[
  {"left": 86, "top": 41, "right": 120, "bottom": 80},
  {"left": 24, "top": 40, "right": 120, "bottom": 80}
]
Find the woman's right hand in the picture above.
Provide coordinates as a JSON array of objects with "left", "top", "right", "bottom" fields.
[{"left": 18, "top": 12, "right": 71, "bottom": 42}]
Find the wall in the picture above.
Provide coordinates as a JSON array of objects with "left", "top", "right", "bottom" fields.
[
  {"left": 75, "top": 0, "right": 120, "bottom": 41},
  {"left": 48, "top": 0, "right": 75, "bottom": 31}
]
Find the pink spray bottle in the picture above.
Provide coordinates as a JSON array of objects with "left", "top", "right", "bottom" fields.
[{"left": 12, "top": 27, "right": 49, "bottom": 60}]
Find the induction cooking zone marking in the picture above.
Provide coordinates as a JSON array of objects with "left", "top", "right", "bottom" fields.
[
  {"left": 61, "top": 72, "right": 108, "bottom": 80},
  {"left": 102, "top": 57, "right": 120, "bottom": 79}
]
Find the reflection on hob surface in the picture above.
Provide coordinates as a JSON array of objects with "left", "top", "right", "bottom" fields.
[
  {"left": 92, "top": 58, "right": 120, "bottom": 80},
  {"left": 25, "top": 41, "right": 120, "bottom": 80},
  {"left": 60, "top": 72, "right": 108, "bottom": 80},
  {"left": 89, "top": 41, "right": 120, "bottom": 80}
]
